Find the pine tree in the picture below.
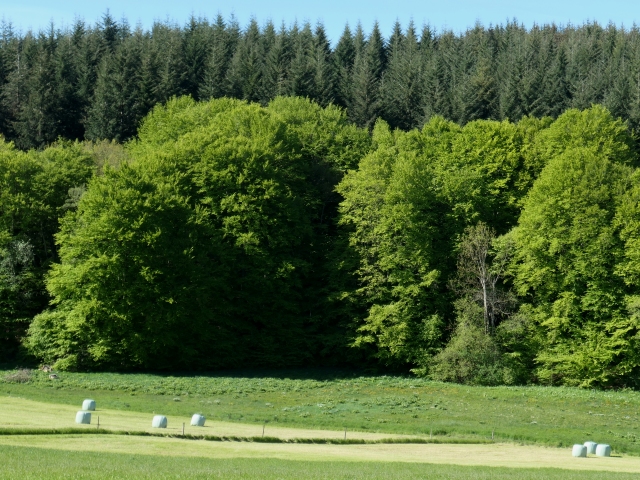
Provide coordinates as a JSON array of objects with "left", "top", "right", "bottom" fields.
[
  {"left": 458, "top": 58, "right": 498, "bottom": 124},
  {"left": 181, "top": 16, "right": 211, "bottom": 99},
  {"left": 0, "top": 19, "right": 19, "bottom": 139},
  {"left": 287, "top": 23, "right": 315, "bottom": 99},
  {"left": 226, "top": 19, "right": 264, "bottom": 102},
  {"left": 260, "top": 22, "right": 291, "bottom": 103},
  {"left": 519, "top": 27, "right": 546, "bottom": 117},
  {"left": 381, "top": 22, "right": 425, "bottom": 130},
  {"left": 153, "top": 23, "right": 186, "bottom": 103},
  {"left": 540, "top": 40, "right": 571, "bottom": 117},
  {"left": 332, "top": 24, "right": 355, "bottom": 109},
  {"left": 310, "top": 23, "right": 335, "bottom": 106},
  {"left": 85, "top": 33, "right": 143, "bottom": 141},
  {"left": 348, "top": 23, "right": 385, "bottom": 129},
  {"left": 199, "top": 15, "right": 237, "bottom": 100},
  {"left": 12, "top": 27, "right": 63, "bottom": 149},
  {"left": 422, "top": 31, "right": 456, "bottom": 121}
]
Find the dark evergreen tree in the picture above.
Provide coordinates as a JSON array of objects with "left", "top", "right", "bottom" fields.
[
  {"left": 332, "top": 24, "right": 355, "bottom": 109},
  {"left": 153, "top": 23, "right": 186, "bottom": 103},
  {"left": 84, "top": 33, "right": 143, "bottom": 141},
  {"left": 381, "top": 23, "right": 425, "bottom": 129},
  {"left": 310, "top": 23, "right": 335, "bottom": 106},
  {"left": 226, "top": 19, "right": 264, "bottom": 102},
  {"left": 0, "top": 20, "right": 18, "bottom": 139},
  {"left": 422, "top": 31, "right": 456, "bottom": 122},
  {"left": 541, "top": 40, "right": 571, "bottom": 118},
  {"left": 287, "top": 23, "right": 315, "bottom": 99},
  {"left": 260, "top": 23, "right": 291, "bottom": 102},
  {"left": 181, "top": 16, "right": 211, "bottom": 99},
  {"left": 199, "top": 15, "right": 237, "bottom": 100},
  {"left": 12, "top": 28, "right": 63, "bottom": 149},
  {"left": 348, "top": 22, "right": 385, "bottom": 129}
]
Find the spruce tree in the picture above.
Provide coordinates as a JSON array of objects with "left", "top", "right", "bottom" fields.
[
  {"left": 541, "top": 40, "right": 571, "bottom": 118},
  {"left": 199, "top": 15, "right": 237, "bottom": 100},
  {"left": 332, "top": 24, "right": 355, "bottom": 109},
  {"left": 422, "top": 31, "right": 455, "bottom": 122},
  {"left": 519, "top": 27, "right": 546, "bottom": 117},
  {"left": 287, "top": 23, "right": 315, "bottom": 99},
  {"left": 153, "top": 23, "right": 186, "bottom": 103},
  {"left": 311, "top": 23, "right": 335, "bottom": 106},
  {"left": 0, "top": 20, "right": 19, "bottom": 139},
  {"left": 260, "top": 23, "right": 291, "bottom": 103},
  {"left": 348, "top": 23, "right": 385, "bottom": 129},
  {"left": 12, "top": 28, "right": 64, "bottom": 149},
  {"left": 226, "top": 19, "right": 264, "bottom": 102},
  {"left": 181, "top": 16, "right": 211, "bottom": 99},
  {"left": 85, "top": 33, "right": 143, "bottom": 141},
  {"left": 381, "top": 22, "right": 425, "bottom": 130},
  {"left": 458, "top": 58, "right": 498, "bottom": 124}
]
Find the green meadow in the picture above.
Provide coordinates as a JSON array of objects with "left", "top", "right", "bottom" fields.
[
  {"left": 2, "top": 368, "right": 640, "bottom": 453},
  {"left": 2, "top": 443, "right": 638, "bottom": 480}
]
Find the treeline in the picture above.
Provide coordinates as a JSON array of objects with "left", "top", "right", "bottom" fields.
[
  {"left": 3, "top": 96, "right": 640, "bottom": 389},
  {"left": 3, "top": 14, "right": 640, "bottom": 149}
]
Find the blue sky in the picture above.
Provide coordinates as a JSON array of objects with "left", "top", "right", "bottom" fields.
[{"left": 3, "top": 1, "right": 639, "bottom": 42}]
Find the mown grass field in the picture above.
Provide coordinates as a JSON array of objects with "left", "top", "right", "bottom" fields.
[
  {"left": 2, "top": 367, "right": 640, "bottom": 478},
  {"left": 2, "top": 442, "right": 639, "bottom": 480}
]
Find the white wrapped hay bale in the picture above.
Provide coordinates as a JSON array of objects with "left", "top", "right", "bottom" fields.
[
  {"left": 82, "top": 399, "right": 96, "bottom": 411},
  {"left": 584, "top": 441, "right": 598, "bottom": 455},
  {"left": 596, "top": 444, "right": 611, "bottom": 457},
  {"left": 191, "top": 414, "right": 206, "bottom": 427},
  {"left": 572, "top": 444, "right": 587, "bottom": 457},
  {"left": 75, "top": 411, "right": 91, "bottom": 424},
  {"left": 152, "top": 415, "right": 168, "bottom": 428}
]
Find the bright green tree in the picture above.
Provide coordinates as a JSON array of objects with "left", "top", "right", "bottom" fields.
[
  {"left": 26, "top": 96, "right": 370, "bottom": 370},
  {"left": 510, "top": 106, "right": 640, "bottom": 387}
]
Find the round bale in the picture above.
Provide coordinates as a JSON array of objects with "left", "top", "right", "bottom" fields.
[
  {"left": 572, "top": 444, "right": 587, "bottom": 457},
  {"left": 191, "top": 414, "right": 206, "bottom": 427},
  {"left": 75, "top": 411, "right": 91, "bottom": 424},
  {"left": 152, "top": 415, "right": 168, "bottom": 428},
  {"left": 596, "top": 444, "right": 611, "bottom": 457},
  {"left": 584, "top": 441, "right": 598, "bottom": 455},
  {"left": 82, "top": 399, "right": 96, "bottom": 411}
]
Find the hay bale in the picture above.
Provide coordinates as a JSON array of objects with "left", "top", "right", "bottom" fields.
[
  {"left": 572, "top": 444, "right": 587, "bottom": 457},
  {"left": 596, "top": 444, "right": 611, "bottom": 457},
  {"left": 82, "top": 399, "right": 96, "bottom": 411},
  {"left": 152, "top": 415, "right": 167, "bottom": 428},
  {"left": 584, "top": 441, "right": 598, "bottom": 455},
  {"left": 191, "top": 414, "right": 206, "bottom": 427},
  {"left": 75, "top": 411, "right": 91, "bottom": 424}
]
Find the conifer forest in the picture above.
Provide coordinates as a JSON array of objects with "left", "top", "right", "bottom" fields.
[{"left": 3, "top": 14, "right": 640, "bottom": 389}]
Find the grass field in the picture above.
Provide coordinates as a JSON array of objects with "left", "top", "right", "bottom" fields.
[
  {"left": 2, "top": 443, "right": 639, "bottom": 480},
  {"left": 2, "top": 368, "right": 640, "bottom": 452},
  {"left": 2, "top": 367, "right": 640, "bottom": 478}
]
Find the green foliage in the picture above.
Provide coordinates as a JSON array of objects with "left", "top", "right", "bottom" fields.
[
  {"left": 338, "top": 116, "right": 548, "bottom": 370},
  {"left": 0, "top": 139, "right": 94, "bottom": 359},
  {"left": 429, "top": 300, "right": 515, "bottom": 386},
  {"left": 27, "top": 97, "right": 370, "bottom": 370},
  {"left": 511, "top": 107, "right": 640, "bottom": 387}
]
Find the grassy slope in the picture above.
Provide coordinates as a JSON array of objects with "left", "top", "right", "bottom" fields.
[{"left": 2, "top": 368, "right": 639, "bottom": 454}]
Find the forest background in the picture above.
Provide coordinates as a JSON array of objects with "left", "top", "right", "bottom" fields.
[{"left": 3, "top": 14, "right": 640, "bottom": 389}]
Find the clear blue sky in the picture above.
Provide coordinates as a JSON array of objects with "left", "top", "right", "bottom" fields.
[{"left": 3, "top": 1, "right": 639, "bottom": 43}]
